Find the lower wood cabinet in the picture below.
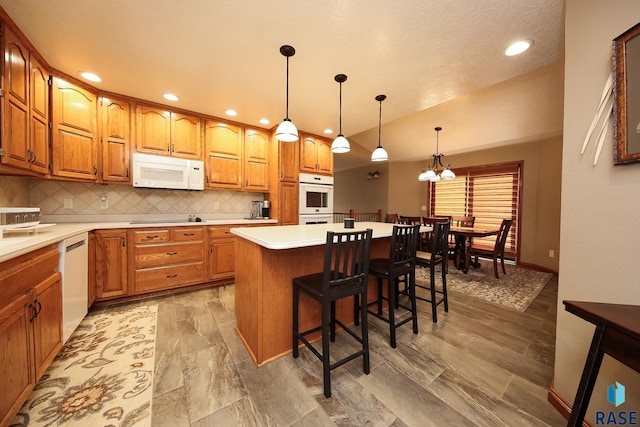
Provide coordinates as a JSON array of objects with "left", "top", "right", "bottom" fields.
[
  {"left": 95, "top": 229, "right": 128, "bottom": 300},
  {"left": 131, "top": 226, "right": 205, "bottom": 294},
  {"left": 207, "top": 226, "right": 235, "bottom": 280},
  {"left": 0, "top": 245, "right": 62, "bottom": 427}
]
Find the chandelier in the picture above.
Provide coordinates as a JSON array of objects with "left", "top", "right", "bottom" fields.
[{"left": 418, "top": 126, "right": 455, "bottom": 182}]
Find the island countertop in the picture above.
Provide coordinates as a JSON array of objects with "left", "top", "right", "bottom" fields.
[{"left": 230, "top": 221, "right": 427, "bottom": 250}]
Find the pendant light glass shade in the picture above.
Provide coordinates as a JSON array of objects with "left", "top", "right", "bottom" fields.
[
  {"left": 418, "top": 126, "right": 455, "bottom": 181},
  {"left": 275, "top": 119, "right": 298, "bottom": 142},
  {"left": 371, "top": 94, "right": 389, "bottom": 162},
  {"left": 276, "top": 45, "right": 298, "bottom": 142},
  {"left": 331, "top": 135, "right": 351, "bottom": 153},
  {"left": 331, "top": 74, "right": 351, "bottom": 153}
]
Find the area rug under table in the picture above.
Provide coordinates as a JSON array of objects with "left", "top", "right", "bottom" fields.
[
  {"left": 12, "top": 305, "right": 157, "bottom": 427},
  {"left": 416, "top": 263, "right": 552, "bottom": 312}
]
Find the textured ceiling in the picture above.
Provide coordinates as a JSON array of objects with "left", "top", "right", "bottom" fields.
[{"left": 0, "top": 0, "right": 564, "bottom": 170}]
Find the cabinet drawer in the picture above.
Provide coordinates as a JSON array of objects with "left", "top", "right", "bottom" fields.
[
  {"left": 208, "top": 226, "right": 232, "bottom": 238},
  {"left": 133, "top": 229, "right": 170, "bottom": 243},
  {"left": 172, "top": 227, "right": 204, "bottom": 241},
  {"left": 134, "top": 262, "right": 204, "bottom": 293},
  {"left": 135, "top": 242, "right": 203, "bottom": 269}
]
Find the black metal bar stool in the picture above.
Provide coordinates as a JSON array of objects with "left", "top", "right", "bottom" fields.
[
  {"left": 414, "top": 220, "right": 450, "bottom": 322},
  {"left": 292, "top": 228, "right": 373, "bottom": 398},
  {"left": 365, "top": 224, "right": 420, "bottom": 348}
]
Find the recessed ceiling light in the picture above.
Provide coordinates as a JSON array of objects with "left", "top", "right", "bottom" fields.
[
  {"left": 505, "top": 40, "right": 533, "bottom": 56},
  {"left": 324, "top": 128, "right": 334, "bottom": 134},
  {"left": 259, "top": 118, "right": 270, "bottom": 125},
  {"left": 225, "top": 109, "right": 237, "bottom": 117},
  {"left": 80, "top": 72, "right": 101, "bottom": 82},
  {"left": 163, "top": 93, "right": 179, "bottom": 102}
]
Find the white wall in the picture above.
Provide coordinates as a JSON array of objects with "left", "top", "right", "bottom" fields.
[{"left": 555, "top": 0, "right": 640, "bottom": 420}]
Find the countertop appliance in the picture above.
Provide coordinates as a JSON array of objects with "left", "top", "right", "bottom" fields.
[
  {"left": 250, "top": 201, "right": 270, "bottom": 219},
  {"left": 299, "top": 173, "right": 334, "bottom": 224},
  {"left": 59, "top": 232, "right": 89, "bottom": 343},
  {"left": 132, "top": 152, "right": 204, "bottom": 190},
  {"left": 0, "top": 207, "right": 41, "bottom": 238}
]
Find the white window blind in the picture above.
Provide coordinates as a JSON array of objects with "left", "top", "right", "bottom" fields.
[{"left": 429, "top": 162, "right": 521, "bottom": 258}]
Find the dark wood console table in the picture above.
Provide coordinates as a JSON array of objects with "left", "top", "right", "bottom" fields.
[{"left": 563, "top": 300, "right": 640, "bottom": 427}]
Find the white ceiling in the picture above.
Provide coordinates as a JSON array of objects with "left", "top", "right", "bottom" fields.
[{"left": 0, "top": 0, "right": 564, "bottom": 170}]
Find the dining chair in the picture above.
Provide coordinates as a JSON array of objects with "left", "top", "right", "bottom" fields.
[
  {"left": 292, "top": 228, "right": 373, "bottom": 398},
  {"left": 414, "top": 220, "right": 450, "bottom": 322},
  {"left": 450, "top": 216, "right": 475, "bottom": 267},
  {"left": 468, "top": 219, "right": 513, "bottom": 278},
  {"left": 364, "top": 224, "right": 420, "bottom": 348},
  {"left": 384, "top": 213, "right": 399, "bottom": 223}
]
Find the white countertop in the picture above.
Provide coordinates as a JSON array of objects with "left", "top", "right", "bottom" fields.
[
  {"left": 0, "top": 219, "right": 277, "bottom": 263},
  {"left": 231, "top": 222, "right": 431, "bottom": 250}
]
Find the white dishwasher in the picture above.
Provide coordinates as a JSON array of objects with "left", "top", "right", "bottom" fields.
[{"left": 59, "top": 232, "right": 89, "bottom": 343}]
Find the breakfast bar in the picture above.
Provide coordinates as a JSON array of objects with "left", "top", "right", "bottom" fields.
[{"left": 231, "top": 222, "right": 405, "bottom": 366}]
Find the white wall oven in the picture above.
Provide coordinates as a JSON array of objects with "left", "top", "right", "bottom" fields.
[{"left": 299, "top": 173, "right": 334, "bottom": 224}]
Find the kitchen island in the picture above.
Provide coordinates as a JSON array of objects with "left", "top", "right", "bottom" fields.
[{"left": 231, "top": 221, "right": 425, "bottom": 366}]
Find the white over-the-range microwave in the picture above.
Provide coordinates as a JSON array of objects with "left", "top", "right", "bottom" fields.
[{"left": 132, "top": 153, "right": 204, "bottom": 190}]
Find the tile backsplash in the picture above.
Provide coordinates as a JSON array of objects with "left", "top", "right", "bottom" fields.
[{"left": 0, "top": 176, "right": 261, "bottom": 217}]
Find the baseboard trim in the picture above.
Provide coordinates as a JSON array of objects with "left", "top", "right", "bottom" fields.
[
  {"left": 548, "top": 383, "right": 593, "bottom": 427},
  {"left": 518, "top": 261, "right": 558, "bottom": 276}
]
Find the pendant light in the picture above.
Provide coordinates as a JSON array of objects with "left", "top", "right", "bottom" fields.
[
  {"left": 418, "top": 126, "right": 456, "bottom": 181},
  {"left": 371, "top": 94, "right": 389, "bottom": 162},
  {"left": 331, "top": 74, "right": 350, "bottom": 153},
  {"left": 275, "top": 45, "right": 298, "bottom": 142}
]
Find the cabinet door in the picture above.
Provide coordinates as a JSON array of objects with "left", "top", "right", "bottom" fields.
[
  {"left": 1, "top": 30, "right": 30, "bottom": 171},
  {"left": 244, "top": 128, "right": 269, "bottom": 191},
  {"left": 51, "top": 78, "right": 98, "bottom": 180},
  {"left": 279, "top": 138, "right": 298, "bottom": 182},
  {"left": 95, "top": 230, "right": 128, "bottom": 299},
  {"left": 0, "top": 292, "right": 34, "bottom": 427},
  {"left": 171, "top": 112, "right": 201, "bottom": 159},
  {"left": 315, "top": 137, "right": 333, "bottom": 175},
  {"left": 207, "top": 237, "right": 236, "bottom": 280},
  {"left": 299, "top": 135, "right": 319, "bottom": 173},
  {"left": 204, "top": 121, "right": 243, "bottom": 189},
  {"left": 29, "top": 56, "right": 50, "bottom": 175},
  {"left": 100, "top": 97, "right": 130, "bottom": 182},
  {"left": 32, "top": 272, "right": 62, "bottom": 379},
  {"left": 136, "top": 104, "right": 171, "bottom": 155},
  {"left": 279, "top": 181, "right": 298, "bottom": 225}
]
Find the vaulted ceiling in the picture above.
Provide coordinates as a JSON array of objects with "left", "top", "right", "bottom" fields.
[{"left": 0, "top": 0, "right": 565, "bottom": 170}]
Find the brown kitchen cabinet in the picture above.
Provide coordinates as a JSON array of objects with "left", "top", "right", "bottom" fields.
[
  {"left": 131, "top": 226, "right": 205, "bottom": 294},
  {"left": 135, "top": 104, "right": 202, "bottom": 160},
  {"left": 1, "top": 27, "right": 50, "bottom": 175},
  {"left": 0, "top": 245, "right": 62, "bottom": 427},
  {"left": 243, "top": 128, "right": 269, "bottom": 192},
  {"left": 204, "top": 120, "right": 243, "bottom": 189},
  {"left": 99, "top": 96, "right": 130, "bottom": 182},
  {"left": 51, "top": 77, "right": 98, "bottom": 180},
  {"left": 95, "top": 229, "right": 128, "bottom": 300},
  {"left": 299, "top": 133, "right": 333, "bottom": 175},
  {"left": 207, "top": 226, "right": 236, "bottom": 280},
  {"left": 279, "top": 181, "right": 299, "bottom": 225}
]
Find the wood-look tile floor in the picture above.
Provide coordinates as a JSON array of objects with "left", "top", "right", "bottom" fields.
[{"left": 115, "top": 276, "right": 566, "bottom": 426}]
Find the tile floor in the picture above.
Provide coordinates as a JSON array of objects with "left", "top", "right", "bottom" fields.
[{"left": 109, "top": 275, "right": 567, "bottom": 426}]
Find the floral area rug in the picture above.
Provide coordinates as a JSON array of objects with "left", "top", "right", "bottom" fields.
[
  {"left": 11, "top": 305, "right": 157, "bottom": 427},
  {"left": 415, "top": 263, "right": 552, "bottom": 312}
]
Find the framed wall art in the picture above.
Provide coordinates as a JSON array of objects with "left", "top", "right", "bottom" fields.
[{"left": 614, "top": 21, "right": 640, "bottom": 164}]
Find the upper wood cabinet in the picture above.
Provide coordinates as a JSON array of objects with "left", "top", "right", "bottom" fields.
[
  {"left": 51, "top": 77, "right": 98, "bottom": 180},
  {"left": 243, "top": 128, "right": 269, "bottom": 192},
  {"left": 0, "top": 28, "right": 49, "bottom": 175},
  {"left": 300, "top": 133, "right": 333, "bottom": 175},
  {"left": 135, "top": 104, "right": 201, "bottom": 160},
  {"left": 99, "top": 96, "right": 130, "bottom": 183},
  {"left": 279, "top": 138, "right": 298, "bottom": 182},
  {"left": 205, "top": 120, "right": 243, "bottom": 189}
]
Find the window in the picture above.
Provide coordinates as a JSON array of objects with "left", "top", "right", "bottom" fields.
[{"left": 429, "top": 162, "right": 521, "bottom": 258}]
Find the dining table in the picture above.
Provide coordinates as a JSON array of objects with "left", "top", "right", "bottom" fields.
[{"left": 448, "top": 226, "right": 500, "bottom": 273}]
